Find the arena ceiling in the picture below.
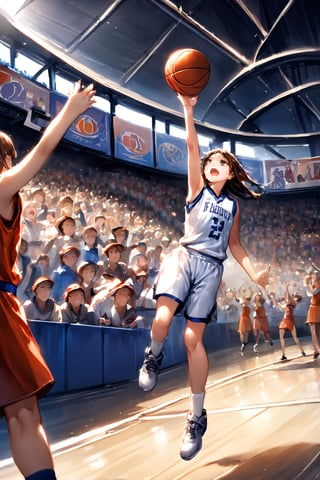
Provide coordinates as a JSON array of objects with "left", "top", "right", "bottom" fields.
[{"left": 1, "top": 0, "right": 320, "bottom": 138}]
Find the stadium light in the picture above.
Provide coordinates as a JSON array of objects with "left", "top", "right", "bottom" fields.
[{"left": 0, "top": 1, "right": 26, "bottom": 17}]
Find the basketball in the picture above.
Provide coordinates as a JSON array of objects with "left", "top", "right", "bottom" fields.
[{"left": 164, "top": 48, "right": 210, "bottom": 97}]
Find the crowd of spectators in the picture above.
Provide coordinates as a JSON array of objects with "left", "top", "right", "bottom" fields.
[{"left": 17, "top": 151, "right": 320, "bottom": 328}]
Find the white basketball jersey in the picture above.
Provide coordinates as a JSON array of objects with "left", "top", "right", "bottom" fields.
[{"left": 180, "top": 186, "right": 237, "bottom": 260}]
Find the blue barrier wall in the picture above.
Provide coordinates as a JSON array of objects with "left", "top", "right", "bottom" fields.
[
  {"left": 29, "top": 315, "right": 236, "bottom": 395},
  {"left": 30, "top": 321, "right": 67, "bottom": 394},
  {"left": 29, "top": 313, "right": 310, "bottom": 395},
  {"left": 66, "top": 324, "right": 104, "bottom": 391}
]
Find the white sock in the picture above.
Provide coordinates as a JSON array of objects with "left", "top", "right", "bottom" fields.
[
  {"left": 190, "top": 392, "right": 205, "bottom": 417},
  {"left": 150, "top": 338, "right": 165, "bottom": 357}
]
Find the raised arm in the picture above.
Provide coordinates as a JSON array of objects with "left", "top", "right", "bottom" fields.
[
  {"left": 177, "top": 94, "right": 203, "bottom": 202},
  {"left": 270, "top": 292, "right": 285, "bottom": 310},
  {"left": 0, "top": 81, "right": 95, "bottom": 213}
]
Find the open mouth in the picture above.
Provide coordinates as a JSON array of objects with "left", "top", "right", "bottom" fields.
[{"left": 210, "top": 168, "right": 219, "bottom": 176}]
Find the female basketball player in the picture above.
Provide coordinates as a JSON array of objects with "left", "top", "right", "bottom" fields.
[
  {"left": 139, "top": 94, "right": 270, "bottom": 461},
  {"left": 236, "top": 284, "right": 253, "bottom": 355},
  {"left": 0, "top": 81, "right": 95, "bottom": 480},
  {"left": 305, "top": 269, "right": 320, "bottom": 359},
  {"left": 252, "top": 289, "right": 273, "bottom": 353},
  {"left": 271, "top": 285, "right": 306, "bottom": 360}
]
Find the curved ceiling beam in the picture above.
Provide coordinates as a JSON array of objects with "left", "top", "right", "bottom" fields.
[
  {"left": 253, "top": 0, "right": 295, "bottom": 62},
  {"left": 234, "top": 0, "right": 267, "bottom": 37},
  {"left": 2, "top": 12, "right": 320, "bottom": 141},
  {"left": 65, "top": 0, "right": 124, "bottom": 53},
  {"left": 238, "top": 81, "right": 320, "bottom": 130},
  {"left": 201, "top": 48, "right": 320, "bottom": 122},
  {"left": 152, "top": 0, "right": 250, "bottom": 65},
  {"left": 121, "top": 22, "right": 180, "bottom": 84}
]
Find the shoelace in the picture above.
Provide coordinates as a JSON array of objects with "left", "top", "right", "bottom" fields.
[
  {"left": 144, "top": 355, "right": 160, "bottom": 372},
  {"left": 185, "top": 421, "right": 197, "bottom": 439},
  {"left": 184, "top": 418, "right": 203, "bottom": 440}
]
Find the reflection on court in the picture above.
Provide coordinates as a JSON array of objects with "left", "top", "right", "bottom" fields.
[{"left": 1, "top": 339, "right": 320, "bottom": 479}]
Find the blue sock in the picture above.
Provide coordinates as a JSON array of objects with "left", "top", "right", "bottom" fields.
[{"left": 26, "top": 469, "right": 57, "bottom": 480}]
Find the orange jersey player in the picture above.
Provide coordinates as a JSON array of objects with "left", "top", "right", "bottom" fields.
[{"left": 0, "top": 81, "right": 95, "bottom": 480}]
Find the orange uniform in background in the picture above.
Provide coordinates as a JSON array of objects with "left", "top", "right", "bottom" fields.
[
  {"left": 279, "top": 304, "right": 295, "bottom": 330},
  {"left": 238, "top": 304, "right": 251, "bottom": 333},
  {"left": 306, "top": 290, "right": 320, "bottom": 325},
  {"left": 253, "top": 304, "right": 270, "bottom": 334}
]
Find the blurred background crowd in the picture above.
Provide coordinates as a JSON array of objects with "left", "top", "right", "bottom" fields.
[{"left": 17, "top": 149, "right": 320, "bottom": 327}]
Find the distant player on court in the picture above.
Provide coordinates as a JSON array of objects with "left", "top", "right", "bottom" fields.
[{"left": 139, "top": 93, "right": 270, "bottom": 461}]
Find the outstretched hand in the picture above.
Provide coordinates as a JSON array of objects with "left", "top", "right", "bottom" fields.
[
  {"left": 66, "top": 81, "right": 96, "bottom": 116},
  {"left": 255, "top": 268, "right": 271, "bottom": 290}
]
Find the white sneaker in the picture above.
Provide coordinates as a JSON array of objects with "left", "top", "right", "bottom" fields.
[
  {"left": 138, "top": 347, "right": 163, "bottom": 392},
  {"left": 180, "top": 409, "right": 207, "bottom": 461}
]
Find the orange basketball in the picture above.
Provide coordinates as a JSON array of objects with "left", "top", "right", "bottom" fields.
[{"left": 164, "top": 48, "right": 210, "bottom": 97}]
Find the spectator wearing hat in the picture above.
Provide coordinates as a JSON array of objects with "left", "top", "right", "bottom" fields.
[
  {"left": 128, "top": 241, "right": 148, "bottom": 270},
  {"left": 77, "top": 261, "right": 100, "bottom": 305},
  {"left": 55, "top": 215, "right": 80, "bottom": 240},
  {"left": 111, "top": 225, "right": 129, "bottom": 244},
  {"left": 111, "top": 225, "right": 130, "bottom": 264},
  {"left": 88, "top": 280, "right": 137, "bottom": 328},
  {"left": 23, "top": 276, "right": 62, "bottom": 322},
  {"left": 60, "top": 284, "right": 92, "bottom": 324},
  {"left": 43, "top": 215, "right": 81, "bottom": 270},
  {"left": 79, "top": 226, "right": 100, "bottom": 265},
  {"left": 51, "top": 245, "right": 80, "bottom": 304},
  {"left": 103, "top": 242, "right": 129, "bottom": 282},
  {"left": 109, "top": 281, "right": 138, "bottom": 328},
  {"left": 58, "top": 195, "right": 74, "bottom": 217}
]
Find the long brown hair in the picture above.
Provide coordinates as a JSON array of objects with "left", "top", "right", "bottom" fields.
[
  {"left": 201, "top": 148, "right": 263, "bottom": 199},
  {"left": 0, "top": 131, "right": 17, "bottom": 170}
]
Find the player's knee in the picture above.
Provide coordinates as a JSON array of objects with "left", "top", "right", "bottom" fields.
[
  {"left": 7, "top": 404, "right": 40, "bottom": 434},
  {"left": 153, "top": 313, "right": 172, "bottom": 329},
  {"left": 184, "top": 328, "right": 200, "bottom": 352}
]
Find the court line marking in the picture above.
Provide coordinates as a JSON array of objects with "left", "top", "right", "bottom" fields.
[{"left": 0, "top": 353, "right": 313, "bottom": 470}]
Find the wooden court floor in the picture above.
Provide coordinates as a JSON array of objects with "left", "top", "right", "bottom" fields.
[{"left": 1, "top": 338, "right": 320, "bottom": 479}]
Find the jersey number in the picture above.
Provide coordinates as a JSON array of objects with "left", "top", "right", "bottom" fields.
[{"left": 209, "top": 216, "right": 224, "bottom": 240}]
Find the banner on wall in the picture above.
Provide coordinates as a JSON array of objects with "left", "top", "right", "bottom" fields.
[
  {"left": 113, "top": 117, "right": 153, "bottom": 166},
  {"left": 265, "top": 157, "right": 320, "bottom": 191},
  {"left": 155, "top": 132, "right": 187, "bottom": 174},
  {"left": 0, "top": 65, "right": 50, "bottom": 129},
  {"left": 51, "top": 92, "right": 111, "bottom": 154}
]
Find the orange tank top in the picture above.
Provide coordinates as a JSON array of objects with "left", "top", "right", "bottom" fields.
[
  {"left": 283, "top": 305, "right": 294, "bottom": 321},
  {"left": 0, "top": 193, "right": 23, "bottom": 285},
  {"left": 311, "top": 291, "right": 320, "bottom": 307}
]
